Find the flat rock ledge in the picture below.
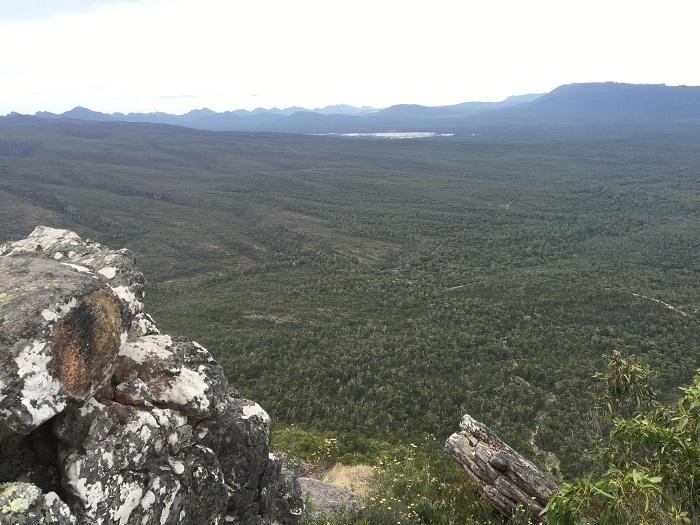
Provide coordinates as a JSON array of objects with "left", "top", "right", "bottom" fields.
[
  {"left": 297, "top": 477, "right": 361, "bottom": 519},
  {"left": 445, "top": 414, "right": 559, "bottom": 522},
  {"left": 0, "top": 227, "right": 303, "bottom": 525}
]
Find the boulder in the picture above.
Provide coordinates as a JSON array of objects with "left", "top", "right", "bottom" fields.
[
  {"left": 0, "top": 257, "right": 125, "bottom": 438},
  {"left": 115, "top": 335, "right": 230, "bottom": 418},
  {"left": 0, "top": 227, "right": 303, "bottom": 525},
  {"left": 297, "top": 477, "right": 361, "bottom": 518},
  {"left": 445, "top": 414, "right": 559, "bottom": 522}
]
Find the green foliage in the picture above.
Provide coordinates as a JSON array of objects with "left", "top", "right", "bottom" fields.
[
  {"left": 596, "top": 350, "right": 655, "bottom": 418},
  {"left": 545, "top": 469, "right": 669, "bottom": 525},
  {"left": 271, "top": 426, "right": 400, "bottom": 465},
  {"left": 272, "top": 426, "right": 339, "bottom": 464},
  {"left": 302, "top": 437, "right": 501, "bottom": 525},
  {"left": 545, "top": 363, "right": 700, "bottom": 524}
]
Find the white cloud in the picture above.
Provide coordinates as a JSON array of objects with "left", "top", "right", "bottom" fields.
[
  {"left": 0, "top": 0, "right": 140, "bottom": 22},
  {"left": 1, "top": 0, "right": 699, "bottom": 114}
]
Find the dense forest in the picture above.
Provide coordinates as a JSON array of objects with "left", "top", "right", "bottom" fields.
[{"left": 0, "top": 118, "right": 697, "bottom": 485}]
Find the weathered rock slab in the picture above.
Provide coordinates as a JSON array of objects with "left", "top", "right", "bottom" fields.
[
  {"left": 445, "top": 414, "right": 559, "bottom": 522},
  {"left": 298, "top": 477, "right": 361, "bottom": 518}
]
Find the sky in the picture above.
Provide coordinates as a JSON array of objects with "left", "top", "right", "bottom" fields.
[{"left": 1, "top": 0, "right": 699, "bottom": 115}]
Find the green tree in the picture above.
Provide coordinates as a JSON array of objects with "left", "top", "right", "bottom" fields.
[
  {"left": 544, "top": 358, "right": 700, "bottom": 524},
  {"left": 596, "top": 350, "right": 655, "bottom": 419}
]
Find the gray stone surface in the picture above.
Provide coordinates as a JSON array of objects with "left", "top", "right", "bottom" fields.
[
  {"left": 0, "top": 227, "right": 303, "bottom": 525},
  {"left": 298, "top": 477, "right": 361, "bottom": 518},
  {"left": 272, "top": 467, "right": 305, "bottom": 524},
  {"left": 198, "top": 397, "right": 279, "bottom": 524},
  {"left": 445, "top": 413, "right": 560, "bottom": 522}
]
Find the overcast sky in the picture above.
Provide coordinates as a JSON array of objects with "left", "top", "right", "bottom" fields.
[{"left": 1, "top": 0, "right": 699, "bottom": 115}]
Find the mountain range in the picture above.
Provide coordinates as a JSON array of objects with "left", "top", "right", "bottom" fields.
[{"left": 9, "top": 82, "right": 700, "bottom": 133}]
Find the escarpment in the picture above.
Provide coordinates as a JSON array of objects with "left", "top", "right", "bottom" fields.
[{"left": 0, "top": 227, "right": 303, "bottom": 524}]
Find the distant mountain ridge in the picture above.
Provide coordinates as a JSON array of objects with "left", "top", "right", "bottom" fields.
[
  {"left": 34, "top": 103, "right": 380, "bottom": 124},
  {"left": 482, "top": 82, "right": 700, "bottom": 124},
  {"left": 24, "top": 95, "right": 545, "bottom": 132},
  {"left": 12, "top": 82, "right": 700, "bottom": 133}
]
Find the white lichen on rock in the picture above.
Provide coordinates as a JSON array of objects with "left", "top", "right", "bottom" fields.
[
  {"left": 167, "top": 459, "right": 185, "bottom": 475},
  {"left": 155, "top": 367, "right": 212, "bottom": 413},
  {"left": 1, "top": 227, "right": 81, "bottom": 256},
  {"left": 0, "top": 227, "right": 304, "bottom": 525},
  {"left": 241, "top": 402, "right": 271, "bottom": 425},
  {"left": 0, "top": 482, "right": 77, "bottom": 524},
  {"left": 16, "top": 340, "right": 65, "bottom": 428},
  {"left": 60, "top": 262, "right": 93, "bottom": 274},
  {"left": 111, "top": 285, "right": 143, "bottom": 315},
  {"left": 98, "top": 267, "right": 117, "bottom": 279},
  {"left": 119, "top": 335, "right": 174, "bottom": 364},
  {"left": 113, "top": 482, "right": 144, "bottom": 525}
]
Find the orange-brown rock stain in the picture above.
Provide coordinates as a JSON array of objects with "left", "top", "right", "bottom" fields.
[{"left": 52, "top": 289, "right": 122, "bottom": 397}]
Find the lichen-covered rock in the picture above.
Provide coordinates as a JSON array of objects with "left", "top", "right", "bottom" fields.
[
  {"left": 197, "top": 397, "right": 294, "bottom": 524},
  {"left": 0, "top": 226, "right": 153, "bottom": 340},
  {"left": 113, "top": 378, "right": 153, "bottom": 407},
  {"left": 0, "top": 227, "right": 302, "bottom": 525},
  {"left": 55, "top": 398, "right": 228, "bottom": 525},
  {"left": 115, "top": 335, "right": 229, "bottom": 418},
  {"left": 0, "top": 256, "right": 125, "bottom": 438},
  {"left": 0, "top": 482, "right": 76, "bottom": 524},
  {"left": 0, "top": 226, "right": 152, "bottom": 439},
  {"left": 273, "top": 452, "right": 310, "bottom": 479},
  {"left": 445, "top": 414, "right": 560, "bottom": 521},
  {"left": 272, "top": 467, "right": 305, "bottom": 524},
  {"left": 0, "top": 226, "right": 145, "bottom": 315}
]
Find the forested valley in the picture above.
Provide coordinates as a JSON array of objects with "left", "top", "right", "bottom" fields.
[{"left": 0, "top": 118, "right": 697, "bottom": 522}]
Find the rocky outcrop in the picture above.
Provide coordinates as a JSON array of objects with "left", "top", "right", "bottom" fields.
[
  {"left": 445, "top": 414, "right": 559, "bottom": 522},
  {"left": 0, "top": 227, "right": 303, "bottom": 525}
]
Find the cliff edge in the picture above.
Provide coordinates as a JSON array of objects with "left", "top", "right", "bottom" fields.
[{"left": 0, "top": 226, "right": 303, "bottom": 525}]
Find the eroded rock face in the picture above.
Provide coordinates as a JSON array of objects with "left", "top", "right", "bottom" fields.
[
  {"left": 0, "top": 256, "right": 127, "bottom": 438},
  {"left": 198, "top": 398, "right": 281, "bottom": 524},
  {"left": 0, "top": 227, "right": 303, "bottom": 525},
  {"left": 55, "top": 399, "right": 229, "bottom": 525},
  {"left": 445, "top": 414, "right": 559, "bottom": 522}
]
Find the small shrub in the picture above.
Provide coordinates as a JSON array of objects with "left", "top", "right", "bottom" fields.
[
  {"left": 544, "top": 362, "right": 700, "bottom": 524},
  {"left": 302, "top": 435, "right": 502, "bottom": 525}
]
